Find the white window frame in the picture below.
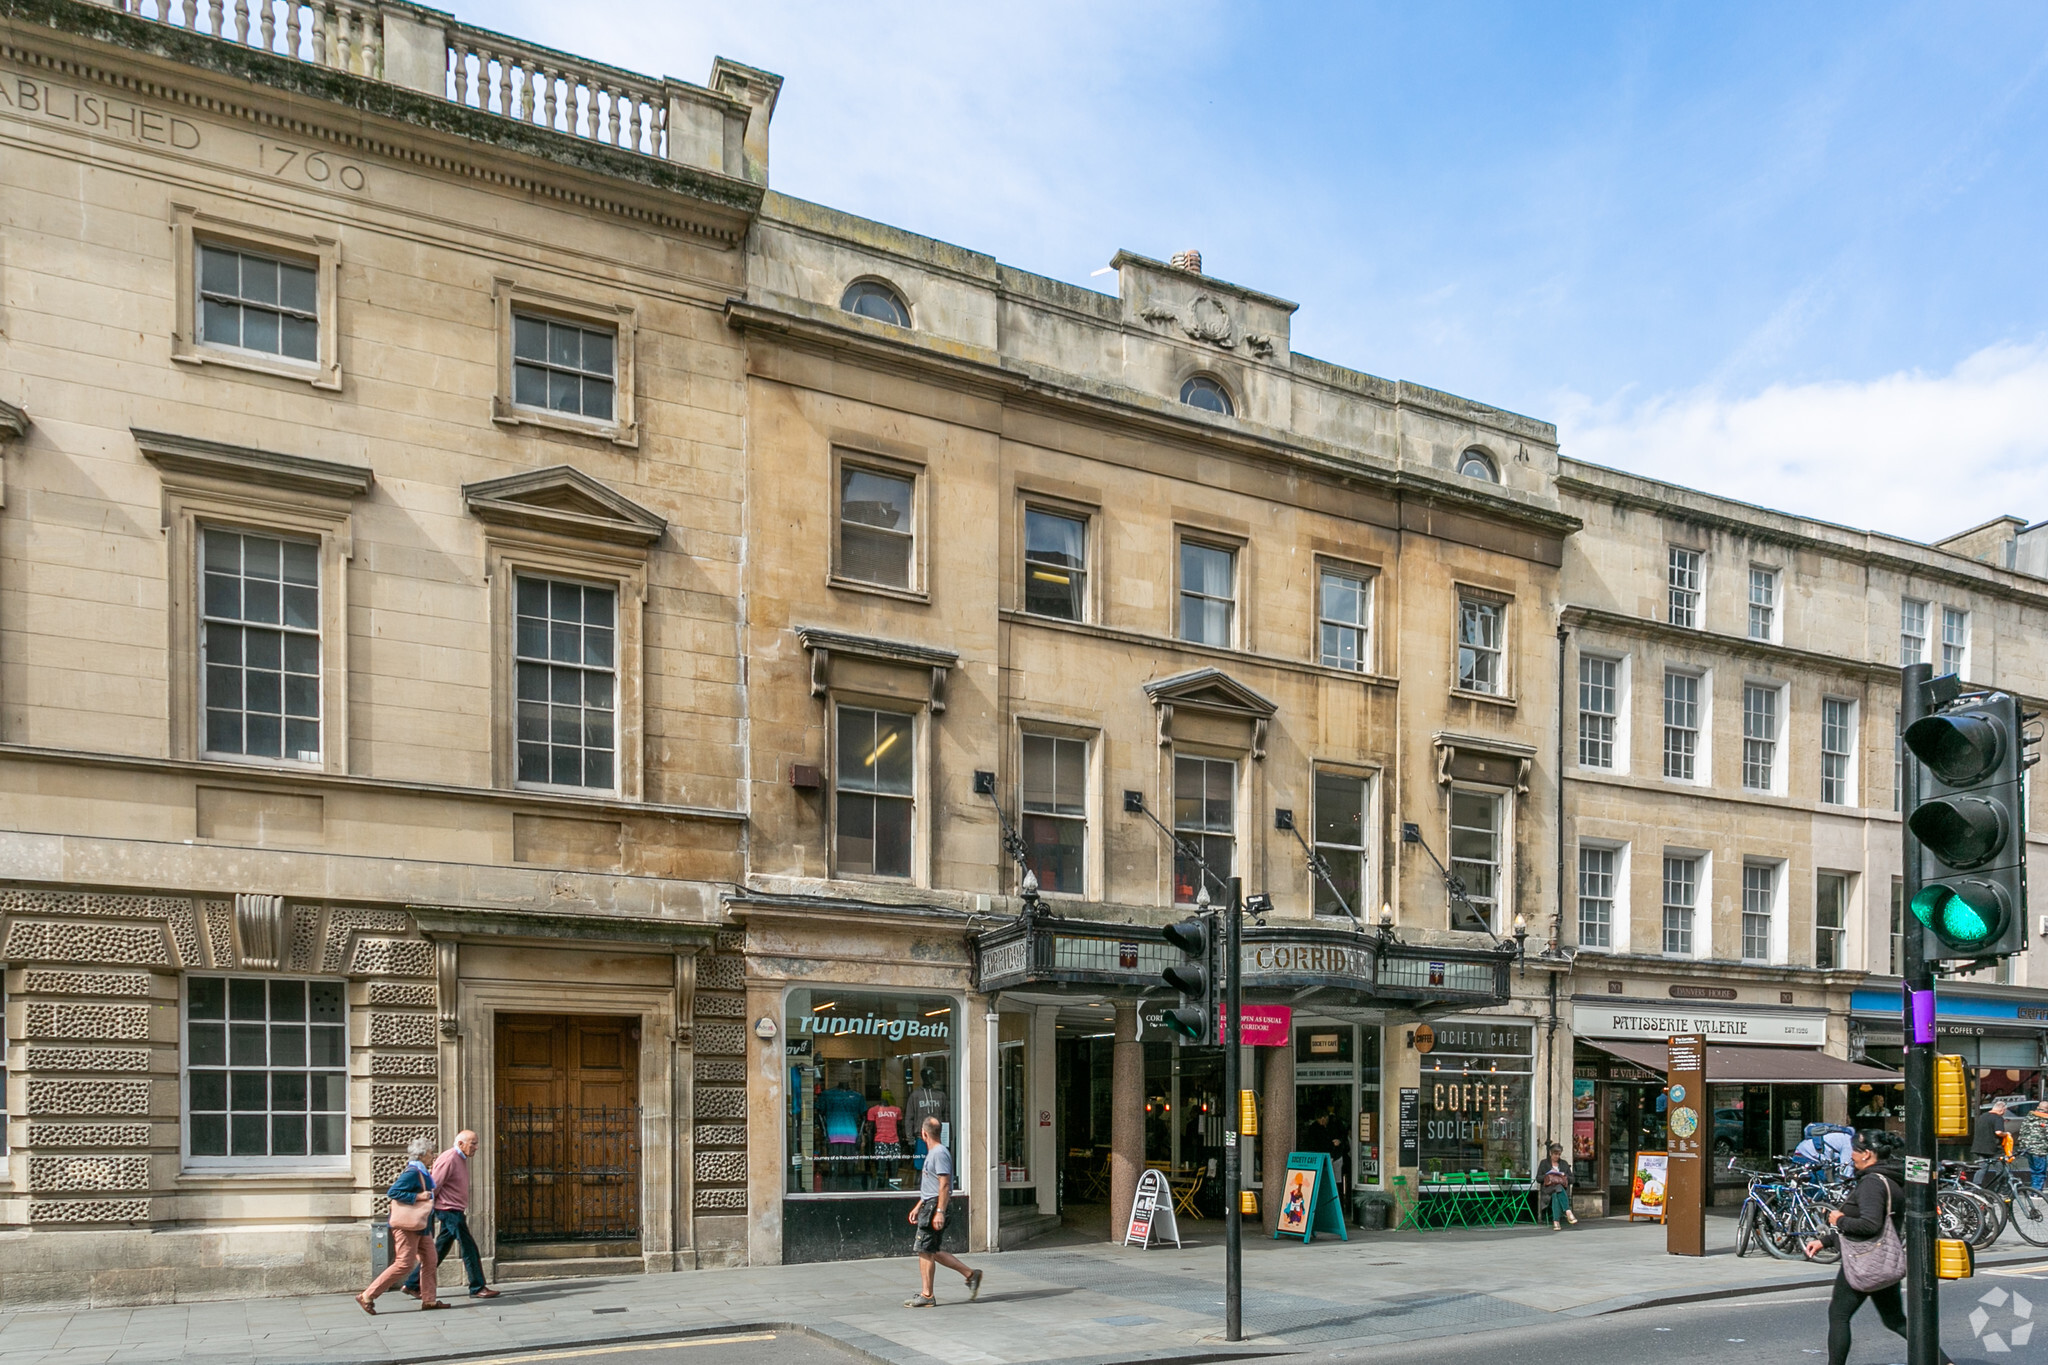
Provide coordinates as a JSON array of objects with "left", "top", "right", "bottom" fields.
[
  {"left": 1577, "top": 841, "right": 1629, "bottom": 953},
  {"left": 1172, "top": 751, "right": 1239, "bottom": 905},
  {"left": 1316, "top": 562, "right": 1374, "bottom": 673},
  {"left": 1454, "top": 593, "right": 1508, "bottom": 698},
  {"left": 1741, "top": 681, "right": 1784, "bottom": 794},
  {"left": 511, "top": 573, "right": 621, "bottom": 795},
  {"left": 171, "top": 203, "right": 342, "bottom": 390},
  {"left": 1900, "top": 598, "right": 1928, "bottom": 667},
  {"left": 1661, "top": 851, "right": 1707, "bottom": 959},
  {"left": 832, "top": 704, "right": 921, "bottom": 882},
  {"left": 1019, "top": 730, "right": 1092, "bottom": 899},
  {"left": 1815, "top": 870, "right": 1850, "bottom": 970},
  {"left": 1821, "top": 696, "right": 1856, "bottom": 806},
  {"left": 1578, "top": 653, "right": 1627, "bottom": 772},
  {"left": 1741, "top": 860, "right": 1785, "bottom": 964},
  {"left": 1663, "top": 669, "right": 1707, "bottom": 784},
  {"left": 180, "top": 971, "right": 350, "bottom": 1173},
  {"left": 1020, "top": 503, "right": 1092, "bottom": 624},
  {"left": 1668, "top": 547, "right": 1703, "bottom": 629},
  {"left": 1747, "top": 565, "right": 1780, "bottom": 643},
  {"left": 1448, "top": 784, "right": 1510, "bottom": 934},
  {"left": 1177, "top": 536, "right": 1240, "bottom": 649},
  {"left": 198, "top": 526, "right": 325, "bottom": 769},
  {"left": 1942, "top": 607, "right": 1970, "bottom": 678},
  {"left": 1310, "top": 766, "right": 1373, "bottom": 919}
]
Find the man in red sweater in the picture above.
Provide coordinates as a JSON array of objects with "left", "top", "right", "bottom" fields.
[{"left": 403, "top": 1131, "right": 501, "bottom": 1300}]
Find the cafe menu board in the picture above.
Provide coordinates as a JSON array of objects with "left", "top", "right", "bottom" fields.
[
  {"left": 1664, "top": 1033, "right": 1707, "bottom": 1257},
  {"left": 1398, "top": 1088, "right": 1420, "bottom": 1167}
]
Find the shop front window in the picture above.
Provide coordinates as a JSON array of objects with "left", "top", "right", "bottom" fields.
[
  {"left": 1417, "top": 1020, "right": 1532, "bottom": 1180},
  {"left": 785, "top": 988, "right": 959, "bottom": 1195}
]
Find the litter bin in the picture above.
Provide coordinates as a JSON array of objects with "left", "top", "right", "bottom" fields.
[{"left": 1354, "top": 1195, "right": 1392, "bottom": 1231}]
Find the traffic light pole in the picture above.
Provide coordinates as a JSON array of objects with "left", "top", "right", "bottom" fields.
[
  {"left": 1901, "top": 661, "right": 1940, "bottom": 1365},
  {"left": 1224, "top": 876, "right": 1243, "bottom": 1343}
]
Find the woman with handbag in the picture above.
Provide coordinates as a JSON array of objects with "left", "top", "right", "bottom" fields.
[
  {"left": 1805, "top": 1129, "right": 1950, "bottom": 1365},
  {"left": 356, "top": 1137, "right": 449, "bottom": 1313},
  {"left": 1537, "top": 1142, "right": 1575, "bottom": 1229}
]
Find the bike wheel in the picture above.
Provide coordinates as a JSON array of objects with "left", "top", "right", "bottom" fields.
[
  {"left": 1938, "top": 1188, "right": 1986, "bottom": 1244},
  {"left": 2010, "top": 1186, "right": 2048, "bottom": 1247},
  {"left": 1974, "top": 1192, "right": 2008, "bottom": 1249},
  {"left": 1759, "top": 1211, "right": 1807, "bottom": 1261}
]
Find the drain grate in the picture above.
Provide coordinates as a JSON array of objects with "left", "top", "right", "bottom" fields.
[{"left": 593, "top": 1307, "right": 629, "bottom": 1315}]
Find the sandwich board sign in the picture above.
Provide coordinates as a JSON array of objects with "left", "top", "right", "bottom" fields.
[
  {"left": 1123, "top": 1167, "right": 1181, "bottom": 1249},
  {"left": 1273, "top": 1151, "right": 1348, "bottom": 1243}
]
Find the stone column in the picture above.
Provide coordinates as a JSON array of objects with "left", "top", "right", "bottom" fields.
[
  {"left": 1108, "top": 1002, "right": 1144, "bottom": 1240},
  {"left": 1032, "top": 1006, "right": 1059, "bottom": 1219},
  {"left": 1261, "top": 1042, "right": 1295, "bottom": 1235}
]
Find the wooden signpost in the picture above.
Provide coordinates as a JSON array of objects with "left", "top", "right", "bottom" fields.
[
  {"left": 1273, "top": 1151, "right": 1349, "bottom": 1243},
  {"left": 1123, "top": 1166, "right": 1181, "bottom": 1249},
  {"left": 1665, "top": 1033, "right": 1707, "bottom": 1257}
]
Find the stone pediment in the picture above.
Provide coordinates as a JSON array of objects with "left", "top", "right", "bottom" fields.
[
  {"left": 463, "top": 465, "right": 666, "bottom": 546},
  {"left": 1143, "top": 667, "right": 1277, "bottom": 758}
]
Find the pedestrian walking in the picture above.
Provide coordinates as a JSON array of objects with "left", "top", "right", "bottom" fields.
[
  {"left": 356, "top": 1137, "right": 449, "bottom": 1314},
  {"left": 1804, "top": 1130, "right": 1953, "bottom": 1365},
  {"left": 2018, "top": 1104, "right": 2048, "bottom": 1191},
  {"left": 903, "top": 1114, "right": 981, "bottom": 1308},
  {"left": 1974, "top": 1098, "right": 2011, "bottom": 1185},
  {"left": 400, "top": 1130, "right": 501, "bottom": 1301},
  {"left": 1537, "top": 1142, "right": 1575, "bottom": 1229}
]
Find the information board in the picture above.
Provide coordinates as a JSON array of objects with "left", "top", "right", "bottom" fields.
[
  {"left": 1398, "top": 1087, "right": 1419, "bottom": 1167},
  {"left": 1630, "top": 1150, "right": 1668, "bottom": 1220},
  {"left": 1123, "top": 1167, "right": 1181, "bottom": 1249},
  {"left": 1665, "top": 1033, "right": 1706, "bottom": 1257}
]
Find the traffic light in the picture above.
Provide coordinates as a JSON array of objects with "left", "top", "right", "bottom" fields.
[
  {"left": 1935, "top": 1054, "right": 1970, "bottom": 1141},
  {"left": 1160, "top": 914, "right": 1216, "bottom": 1044},
  {"left": 1904, "top": 691, "right": 2032, "bottom": 962}
]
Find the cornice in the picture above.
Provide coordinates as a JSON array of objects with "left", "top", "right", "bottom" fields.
[
  {"left": 0, "top": 0, "right": 760, "bottom": 241},
  {"left": 134, "top": 427, "right": 372, "bottom": 499},
  {"left": 793, "top": 626, "right": 959, "bottom": 671},
  {"left": 0, "top": 398, "right": 26, "bottom": 440},
  {"left": 1558, "top": 468, "right": 2048, "bottom": 608},
  {"left": 409, "top": 903, "right": 720, "bottom": 950},
  {"left": 726, "top": 300, "right": 1583, "bottom": 542}
]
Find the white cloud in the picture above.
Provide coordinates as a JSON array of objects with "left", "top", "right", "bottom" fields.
[{"left": 1557, "top": 341, "right": 2048, "bottom": 542}]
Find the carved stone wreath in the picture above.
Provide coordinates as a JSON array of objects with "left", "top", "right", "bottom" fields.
[{"left": 1138, "top": 294, "right": 1276, "bottom": 359}]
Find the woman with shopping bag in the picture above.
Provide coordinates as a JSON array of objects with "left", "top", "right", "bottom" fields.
[
  {"left": 1804, "top": 1129, "right": 1950, "bottom": 1365},
  {"left": 356, "top": 1137, "right": 449, "bottom": 1313}
]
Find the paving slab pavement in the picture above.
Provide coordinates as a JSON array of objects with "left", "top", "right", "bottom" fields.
[{"left": 1, "top": 1217, "right": 2042, "bottom": 1365}]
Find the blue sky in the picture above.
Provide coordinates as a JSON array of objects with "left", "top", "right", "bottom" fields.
[{"left": 475, "top": 1, "right": 2048, "bottom": 543}]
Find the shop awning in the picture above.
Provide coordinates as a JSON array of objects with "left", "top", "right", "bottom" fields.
[{"left": 1585, "top": 1040, "right": 1900, "bottom": 1085}]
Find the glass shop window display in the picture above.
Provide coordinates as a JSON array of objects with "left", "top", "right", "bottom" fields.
[{"left": 786, "top": 988, "right": 960, "bottom": 1195}]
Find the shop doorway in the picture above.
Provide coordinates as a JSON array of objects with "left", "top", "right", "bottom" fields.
[{"left": 494, "top": 1013, "right": 641, "bottom": 1247}]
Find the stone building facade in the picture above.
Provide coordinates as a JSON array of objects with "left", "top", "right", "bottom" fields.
[{"left": 3, "top": 0, "right": 2048, "bottom": 1306}]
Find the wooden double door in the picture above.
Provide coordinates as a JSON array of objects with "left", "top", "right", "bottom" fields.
[{"left": 495, "top": 1013, "right": 641, "bottom": 1244}]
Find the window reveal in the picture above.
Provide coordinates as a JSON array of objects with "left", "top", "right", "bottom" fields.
[
  {"left": 837, "top": 707, "right": 914, "bottom": 878},
  {"left": 198, "top": 243, "right": 318, "bottom": 361},
  {"left": 514, "top": 576, "right": 617, "bottom": 790},
  {"left": 202, "top": 528, "right": 321, "bottom": 763}
]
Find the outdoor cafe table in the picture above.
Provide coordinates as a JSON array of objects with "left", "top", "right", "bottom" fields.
[{"left": 1396, "top": 1175, "right": 1541, "bottom": 1229}]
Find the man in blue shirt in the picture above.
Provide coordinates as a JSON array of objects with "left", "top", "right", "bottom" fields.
[{"left": 903, "top": 1115, "right": 982, "bottom": 1308}]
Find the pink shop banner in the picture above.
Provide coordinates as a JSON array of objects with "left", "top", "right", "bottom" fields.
[{"left": 1219, "top": 1004, "right": 1292, "bottom": 1046}]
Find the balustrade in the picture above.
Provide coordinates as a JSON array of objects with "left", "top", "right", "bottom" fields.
[{"left": 111, "top": 0, "right": 383, "bottom": 78}]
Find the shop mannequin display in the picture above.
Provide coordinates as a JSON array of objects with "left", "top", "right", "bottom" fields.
[
  {"left": 869, "top": 1089, "right": 905, "bottom": 1187},
  {"left": 909, "top": 1066, "right": 949, "bottom": 1173}
]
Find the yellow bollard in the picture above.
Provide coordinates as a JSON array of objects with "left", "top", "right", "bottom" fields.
[{"left": 1240, "top": 1190, "right": 1259, "bottom": 1216}]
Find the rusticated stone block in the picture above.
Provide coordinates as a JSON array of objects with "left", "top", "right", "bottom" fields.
[
  {"left": 694, "top": 993, "right": 743, "bottom": 1017},
  {"left": 289, "top": 904, "right": 323, "bottom": 972},
  {"left": 371, "top": 1124, "right": 438, "bottom": 1149},
  {"left": 370, "top": 1084, "right": 436, "bottom": 1118},
  {"left": 202, "top": 901, "right": 233, "bottom": 968},
  {"left": 694, "top": 1123, "right": 746, "bottom": 1147},
  {"left": 695, "top": 1059, "right": 744, "bottom": 1083},
  {"left": 349, "top": 938, "right": 434, "bottom": 978},
  {"left": 693, "top": 1151, "right": 746, "bottom": 1183},
  {"left": 29, "top": 1155, "right": 151, "bottom": 1193},
  {"left": 27, "top": 1080, "right": 151, "bottom": 1116},
  {"left": 695, "top": 1087, "right": 744, "bottom": 1120},
  {"left": 2, "top": 921, "right": 169, "bottom": 966},
  {"left": 23, "top": 1048, "right": 152, "bottom": 1072},
  {"left": 0, "top": 890, "right": 185, "bottom": 918},
  {"left": 695, "top": 1023, "right": 745, "bottom": 1056},
  {"left": 321, "top": 910, "right": 410, "bottom": 971},
  {"left": 698, "top": 956, "right": 743, "bottom": 991},
  {"left": 368, "top": 982, "right": 436, "bottom": 1008},
  {"left": 24, "top": 1003, "right": 150, "bottom": 1042},
  {"left": 714, "top": 928, "right": 744, "bottom": 952},
  {"left": 369, "top": 1013, "right": 436, "bottom": 1048},
  {"left": 370, "top": 1053, "right": 438, "bottom": 1077},
  {"left": 19, "top": 971, "right": 152, "bottom": 997},
  {"left": 26, "top": 1123, "right": 152, "bottom": 1147},
  {"left": 373, "top": 1153, "right": 408, "bottom": 1188},
  {"left": 27, "top": 1199, "right": 150, "bottom": 1223},
  {"left": 694, "top": 1187, "right": 744, "bottom": 1210}
]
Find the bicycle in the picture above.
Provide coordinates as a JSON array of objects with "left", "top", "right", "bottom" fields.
[
  {"left": 1732, "top": 1160, "right": 1842, "bottom": 1263},
  {"left": 1955, "top": 1157, "right": 2048, "bottom": 1247}
]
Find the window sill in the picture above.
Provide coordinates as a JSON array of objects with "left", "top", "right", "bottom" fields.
[
  {"left": 827, "top": 575, "right": 930, "bottom": 606},
  {"left": 176, "top": 1168, "right": 353, "bottom": 1186},
  {"left": 173, "top": 344, "right": 340, "bottom": 392},
  {"left": 492, "top": 401, "right": 638, "bottom": 449},
  {"left": 515, "top": 780, "right": 622, "bottom": 800},
  {"left": 1449, "top": 688, "right": 1517, "bottom": 708},
  {"left": 829, "top": 869, "right": 923, "bottom": 888}
]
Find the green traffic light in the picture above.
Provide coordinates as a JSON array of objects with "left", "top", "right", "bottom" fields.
[
  {"left": 1163, "top": 1004, "right": 1206, "bottom": 1039},
  {"left": 1912, "top": 882, "right": 2007, "bottom": 949}
]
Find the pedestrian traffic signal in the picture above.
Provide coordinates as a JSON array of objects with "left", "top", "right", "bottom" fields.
[
  {"left": 1159, "top": 915, "right": 1215, "bottom": 1044},
  {"left": 1935, "top": 1054, "right": 1970, "bottom": 1140},
  {"left": 1904, "top": 691, "right": 2032, "bottom": 962}
]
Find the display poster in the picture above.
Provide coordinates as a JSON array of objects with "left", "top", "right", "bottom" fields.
[
  {"left": 1397, "top": 1088, "right": 1420, "bottom": 1167},
  {"left": 1123, "top": 1167, "right": 1181, "bottom": 1249},
  {"left": 1273, "top": 1152, "right": 1348, "bottom": 1243},
  {"left": 1276, "top": 1165, "right": 1317, "bottom": 1236},
  {"left": 1573, "top": 1118, "right": 1596, "bottom": 1161},
  {"left": 1664, "top": 1033, "right": 1707, "bottom": 1257},
  {"left": 1630, "top": 1151, "right": 1668, "bottom": 1220}
]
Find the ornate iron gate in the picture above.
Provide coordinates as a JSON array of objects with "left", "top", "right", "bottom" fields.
[{"left": 496, "top": 1105, "right": 641, "bottom": 1242}]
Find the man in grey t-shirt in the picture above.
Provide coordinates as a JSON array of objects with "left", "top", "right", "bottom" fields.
[{"left": 904, "top": 1115, "right": 982, "bottom": 1308}]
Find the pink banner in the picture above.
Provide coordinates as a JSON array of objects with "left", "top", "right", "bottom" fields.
[{"left": 1220, "top": 1003, "right": 1292, "bottom": 1046}]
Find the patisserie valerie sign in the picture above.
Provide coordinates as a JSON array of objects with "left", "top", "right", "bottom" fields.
[{"left": 1577, "top": 1006, "right": 1823, "bottom": 1046}]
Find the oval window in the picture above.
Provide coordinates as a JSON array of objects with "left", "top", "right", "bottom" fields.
[
  {"left": 1180, "top": 375, "right": 1234, "bottom": 416},
  {"left": 1459, "top": 448, "right": 1499, "bottom": 482},
  {"left": 841, "top": 280, "right": 911, "bottom": 328}
]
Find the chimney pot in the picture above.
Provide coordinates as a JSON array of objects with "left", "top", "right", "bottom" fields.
[{"left": 1169, "top": 249, "right": 1203, "bottom": 275}]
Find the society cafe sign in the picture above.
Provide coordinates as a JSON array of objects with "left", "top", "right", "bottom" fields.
[{"left": 1577, "top": 1004, "right": 1824, "bottom": 1046}]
